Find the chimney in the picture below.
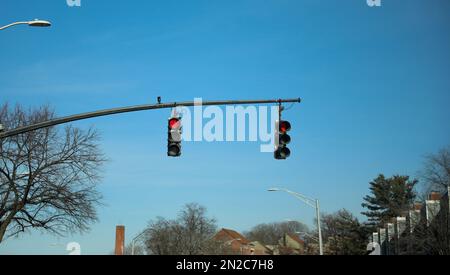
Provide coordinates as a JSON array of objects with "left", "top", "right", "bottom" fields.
[
  {"left": 428, "top": 192, "right": 441, "bottom": 201},
  {"left": 115, "top": 225, "right": 125, "bottom": 255}
]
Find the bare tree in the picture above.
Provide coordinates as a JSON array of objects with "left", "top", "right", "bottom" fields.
[
  {"left": 0, "top": 104, "right": 106, "bottom": 243},
  {"left": 144, "top": 203, "right": 217, "bottom": 255},
  {"left": 124, "top": 243, "right": 145, "bottom": 255},
  {"left": 178, "top": 203, "right": 217, "bottom": 255},
  {"left": 144, "top": 217, "right": 181, "bottom": 255},
  {"left": 244, "top": 220, "right": 309, "bottom": 246},
  {"left": 421, "top": 147, "right": 450, "bottom": 194}
]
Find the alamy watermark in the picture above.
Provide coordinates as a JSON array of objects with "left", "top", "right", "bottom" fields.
[
  {"left": 67, "top": 0, "right": 81, "bottom": 7},
  {"left": 171, "top": 98, "right": 283, "bottom": 153},
  {"left": 367, "top": 0, "right": 381, "bottom": 7}
]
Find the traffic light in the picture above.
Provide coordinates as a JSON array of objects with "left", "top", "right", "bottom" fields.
[
  {"left": 168, "top": 116, "right": 182, "bottom": 157},
  {"left": 274, "top": 120, "right": 291, "bottom": 160}
]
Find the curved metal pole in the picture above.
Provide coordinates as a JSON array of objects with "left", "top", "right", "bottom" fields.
[
  {"left": 131, "top": 228, "right": 154, "bottom": 255},
  {"left": 278, "top": 188, "right": 316, "bottom": 208},
  {"left": 0, "top": 22, "right": 29, "bottom": 31},
  {"left": 0, "top": 98, "right": 301, "bottom": 139},
  {"left": 269, "top": 187, "right": 323, "bottom": 255}
]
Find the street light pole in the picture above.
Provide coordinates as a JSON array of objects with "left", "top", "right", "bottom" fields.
[
  {"left": 131, "top": 230, "right": 145, "bottom": 255},
  {"left": 268, "top": 187, "right": 324, "bottom": 255},
  {"left": 315, "top": 199, "right": 323, "bottom": 256},
  {"left": 131, "top": 228, "right": 154, "bottom": 255},
  {"left": 0, "top": 20, "right": 51, "bottom": 31}
]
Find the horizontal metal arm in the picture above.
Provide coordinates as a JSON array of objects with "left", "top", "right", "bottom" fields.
[{"left": 0, "top": 98, "right": 301, "bottom": 139}]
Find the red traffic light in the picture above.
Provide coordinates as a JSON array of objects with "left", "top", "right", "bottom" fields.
[
  {"left": 279, "top": 120, "right": 291, "bottom": 133},
  {"left": 169, "top": 118, "right": 181, "bottom": 129}
]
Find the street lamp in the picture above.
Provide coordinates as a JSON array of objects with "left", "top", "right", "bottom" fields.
[
  {"left": 268, "top": 187, "right": 323, "bottom": 255},
  {"left": 131, "top": 228, "right": 153, "bottom": 255},
  {"left": 0, "top": 19, "right": 52, "bottom": 31},
  {"left": 0, "top": 19, "right": 51, "bottom": 132}
]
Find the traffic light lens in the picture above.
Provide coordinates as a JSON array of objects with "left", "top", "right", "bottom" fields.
[
  {"left": 169, "top": 118, "right": 181, "bottom": 129},
  {"left": 274, "top": 147, "right": 291, "bottom": 159},
  {"left": 168, "top": 144, "right": 181, "bottom": 156},
  {"left": 278, "top": 147, "right": 291, "bottom": 159},
  {"left": 279, "top": 121, "right": 291, "bottom": 133},
  {"left": 279, "top": 147, "right": 291, "bottom": 158},
  {"left": 279, "top": 134, "right": 291, "bottom": 145}
]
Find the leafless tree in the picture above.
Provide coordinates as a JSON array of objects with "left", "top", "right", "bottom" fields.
[
  {"left": 401, "top": 147, "right": 450, "bottom": 254},
  {"left": 144, "top": 217, "right": 181, "bottom": 255},
  {"left": 144, "top": 203, "right": 217, "bottom": 255},
  {"left": 421, "top": 147, "right": 450, "bottom": 194},
  {"left": 244, "top": 220, "right": 309, "bottom": 246},
  {"left": 124, "top": 243, "right": 145, "bottom": 255},
  {"left": 0, "top": 103, "right": 106, "bottom": 243},
  {"left": 178, "top": 203, "right": 217, "bottom": 254}
]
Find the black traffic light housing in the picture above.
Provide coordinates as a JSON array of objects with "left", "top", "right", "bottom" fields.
[
  {"left": 274, "top": 120, "right": 291, "bottom": 160},
  {"left": 168, "top": 117, "right": 182, "bottom": 157}
]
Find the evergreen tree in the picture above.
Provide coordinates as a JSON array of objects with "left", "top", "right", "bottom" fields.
[
  {"left": 362, "top": 174, "right": 417, "bottom": 226},
  {"left": 321, "top": 209, "right": 372, "bottom": 255}
]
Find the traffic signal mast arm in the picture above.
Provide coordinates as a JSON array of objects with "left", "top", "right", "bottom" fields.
[{"left": 0, "top": 98, "right": 301, "bottom": 139}]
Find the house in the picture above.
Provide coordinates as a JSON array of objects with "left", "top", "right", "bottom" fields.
[
  {"left": 278, "top": 233, "right": 306, "bottom": 255},
  {"left": 213, "top": 228, "right": 270, "bottom": 255},
  {"left": 248, "top": 241, "right": 272, "bottom": 255}
]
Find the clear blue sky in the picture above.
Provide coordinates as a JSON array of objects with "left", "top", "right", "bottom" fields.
[{"left": 0, "top": 0, "right": 449, "bottom": 254}]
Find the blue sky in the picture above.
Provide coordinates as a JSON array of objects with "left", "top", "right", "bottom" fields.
[{"left": 0, "top": 0, "right": 449, "bottom": 254}]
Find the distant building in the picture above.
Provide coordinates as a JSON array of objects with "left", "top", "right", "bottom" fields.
[
  {"left": 371, "top": 187, "right": 450, "bottom": 255},
  {"left": 278, "top": 233, "right": 306, "bottom": 255},
  {"left": 214, "top": 228, "right": 270, "bottom": 255},
  {"left": 248, "top": 241, "right": 272, "bottom": 255}
]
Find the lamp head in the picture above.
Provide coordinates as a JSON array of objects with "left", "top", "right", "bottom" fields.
[{"left": 28, "top": 20, "right": 51, "bottom": 27}]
